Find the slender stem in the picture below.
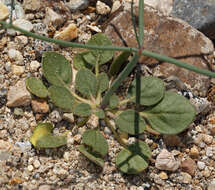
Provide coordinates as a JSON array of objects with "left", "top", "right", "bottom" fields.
[
  {"left": 104, "top": 116, "right": 128, "bottom": 148},
  {"left": 1, "top": 21, "right": 215, "bottom": 78},
  {"left": 119, "top": 97, "right": 134, "bottom": 106},
  {"left": 101, "top": 54, "right": 139, "bottom": 108},
  {"left": 138, "top": 0, "right": 144, "bottom": 47},
  {"left": 131, "top": 0, "right": 139, "bottom": 48}
]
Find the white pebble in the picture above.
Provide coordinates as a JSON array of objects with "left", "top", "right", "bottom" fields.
[
  {"left": 27, "top": 165, "right": 34, "bottom": 172},
  {"left": 33, "top": 160, "right": 41, "bottom": 168},
  {"left": 30, "top": 61, "right": 40, "bottom": 72}
]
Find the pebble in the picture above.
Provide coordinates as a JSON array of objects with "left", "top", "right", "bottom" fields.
[
  {"left": 27, "top": 165, "right": 34, "bottom": 172},
  {"left": 65, "top": 0, "right": 89, "bottom": 12},
  {"left": 180, "top": 158, "right": 196, "bottom": 176},
  {"left": 0, "top": 2, "right": 9, "bottom": 20},
  {"left": 63, "top": 113, "right": 74, "bottom": 123},
  {"left": 49, "top": 110, "right": 62, "bottom": 123},
  {"left": 29, "top": 60, "right": 40, "bottom": 72},
  {"left": 15, "top": 141, "right": 32, "bottom": 152},
  {"left": 38, "top": 185, "right": 52, "bottom": 190},
  {"left": 13, "top": 19, "right": 34, "bottom": 33},
  {"left": 180, "top": 172, "right": 192, "bottom": 184},
  {"left": 7, "top": 80, "right": 32, "bottom": 107},
  {"left": 163, "top": 135, "right": 181, "bottom": 146},
  {"left": 44, "top": 7, "right": 64, "bottom": 27},
  {"left": 23, "top": 0, "right": 41, "bottom": 11},
  {"left": 8, "top": 49, "right": 24, "bottom": 64},
  {"left": 33, "top": 160, "right": 40, "bottom": 168},
  {"left": 208, "top": 180, "right": 215, "bottom": 190},
  {"left": 155, "top": 149, "right": 180, "bottom": 171},
  {"left": 11, "top": 65, "right": 25, "bottom": 75},
  {"left": 190, "top": 146, "right": 199, "bottom": 158},
  {"left": 31, "top": 99, "right": 49, "bottom": 113},
  {"left": 202, "top": 134, "right": 213, "bottom": 144},
  {"left": 96, "top": 1, "right": 111, "bottom": 15},
  {"left": 197, "top": 161, "right": 206, "bottom": 170},
  {"left": 54, "top": 23, "right": 78, "bottom": 41},
  {"left": 159, "top": 171, "right": 168, "bottom": 180},
  {"left": 14, "top": 35, "right": 28, "bottom": 47},
  {"left": 111, "top": 0, "right": 121, "bottom": 13},
  {"left": 206, "top": 146, "right": 214, "bottom": 157}
]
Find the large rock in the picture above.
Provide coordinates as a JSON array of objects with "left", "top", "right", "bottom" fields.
[{"left": 104, "top": 5, "right": 214, "bottom": 96}]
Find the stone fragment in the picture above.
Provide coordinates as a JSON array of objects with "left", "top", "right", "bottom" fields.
[
  {"left": 23, "top": 0, "right": 41, "bottom": 11},
  {"left": 11, "top": 65, "right": 25, "bottom": 75},
  {"left": 202, "top": 134, "right": 213, "bottom": 144},
  {"left": 8, "top": 49, "right": 24, "bottom": 64},
  {"left": 14, "top": 35, "right": 28, "bottom": 47},
  {"left": 54, "top": 23, "right": 78, "bottom": 41},
  {"left": 65, "top": 0, "right": 89, "bottom": 12},
  {"left": 63, "top": 113, "right": 74, "bottom": 123},
  {"left": 180, "top": 158, "right": 196, "bottom": 176},
  {"left": 31, "top": 99, "right": 49, "bottom": 113},
  {"left": 111, "top": 0, "right": 121, "bottom": 13},
  {"left": 7, "top": 80, "right": 31, "bottom": 107},
  {"left": 33, "top": 159, "right": 40, "bottom": 168},
  {"left": 15, "top": 141, "right": 32, "bottom": 153},
  {"left": 180, "top": 172, "right": 192, "bottom": 184},
  {"left": 190, "top": 146, "right": 199, "bottom": 158},
  {"left": 0, "top": 2, "right": 9, "bottom": 20},
  {"left": 96, "top": 1, "right": 111, "bottom": 15},
  {"left": 159, "top": 171, "right": 168, "bottom": 180},
  {"left": 44, "top": 7, "right": 64, "bottom": 27},
  {"left": 104, "top": 5, "right": 214, "bottom": 96},
  {"left": 30, "top": 60, "right": 40, "bottom": 72},
  {"left": 155, "top": 149, "right": 180, "bottom": 171},
  {"left": 197, "top": 161, "right": 206, "bottom": 170},
  {"left": 171, "top": 0, "right": 215, "bottom": 39},
  {"left": 13, "top": 19, "right": 33, "bottom": 34},
  {"left": 145, "top": 0, "right": 173, "bottom": 16}
]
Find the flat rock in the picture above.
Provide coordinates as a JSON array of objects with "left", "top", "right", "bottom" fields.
[
  {"left": 7, "top": 80, "right": 31, "bottom": 107},
  {"left": 171, "top": 0, "right": 215, "bottom": 40},
  {"left": 104, "top": 5, "right": 214, "bottom": 96}
]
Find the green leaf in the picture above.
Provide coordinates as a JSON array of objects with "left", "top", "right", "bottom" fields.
[
  {"left": 142, "top": 91, "right": 196, "bottom": 134},
  {"left": 97, "top": 73, "right": 109, "bottom": 94},
  {"left": 94, "top": 109, "right": 105, "bottom": 119},
  {"left": 75, "top": 68, "right": 97, "bottom": 97},
  {"left": 73, "top": 103, "right": 91, "bottom": 117},
  {"left": 83, "top": 33, "right": 114, "bottom": 65},
  {"left": 82, "top": 129, "right": 108, "bottom": 157},
  {"left": 26, "top": 77, "right": 48, "bottom": 98},
  {"left": 73, "top": 52, "right": 93, "bottom": 70},
  {"left": 48, "top": 85, "right": 75, "bottom": 111},
  {"left": 42, "top": 51, "right": 73, "bottom": 86},
  {"left": 30, "top": 123, "right": 67, "bottom": 148},
  {"left": 78, "top": 145, "right": 104, "bottom": 167},
  {"left": 108, "top": 94, "right": 119, "bottom": 109},
  {"left": 109, "top": 51, "right": 131, "bottom": 76},
  {"left": 115, "top": 110, "right": 146, "bottom": 135},
  {"left": 116, "top": 140, "right": 151, "bottom": 174},
  {"left": 127, "top": 76, "right": 165, "bottom": 106}
]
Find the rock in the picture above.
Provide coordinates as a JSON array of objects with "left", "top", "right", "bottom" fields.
[
  {"left": 145, "top": 0, "right": 173, "bottom": 16},
  {"left": 44, "top": 7, "right": 64, "bottom": 28},
  {"left": 159, "top": 171, "right": 168, "bottom": 180},
  {"left": 190, "top": 146, "right": 199, "bottom": 158},
  {"left": 7, "top": 80, "right": 31, "bottom": 107},
  {"left": 171, "top": 0, "right": 215, "bottom": 40},
  {"left": 23, "top": 0, "right": 41, "bottom": 11},
  {"left": 202, "top": 134, "right": 213, "bottom": 144},
  {"left": 104, "top": 5, "right": 214, "bottom": 96},
  {"left": 8, "top": 49, "right": 24, "bottom": 64},
  {"left": 111, "top": 0, "right": 121, "bottom": 13},
  {"left": 0, "top": 140, "right": 12, "bottom": 161},
  {"left": 33, "top": 159, "right": 40, "bottom": 168},
  {"left": 54, "top": 23, "right": 78, "bottom": 41},
  {"left": 27, "top": 165, "right": 34, "bottom": 172},
  {"left": 155, "top": 149, "right": 180, "bottom": 171},
  {"left": 38, "top": 185, "right": 52, "bottom": 190},
  {"left": 13, "top": 19, "right": 33, "bottom": 34},
  {"left": 208, "top": 180, "right": 215, "bottom": 190},
  {"left": 197, "top": 161, "right": 206, "bottom": 170},
  {"left": 96, "top": 1, "right": 111, "bottom": 15},
  {"left": 180, "top": 172, "right": 192, "bottom": 184},
  {"left": 189, "top": 97, "right": 211, "bottom": 114},
  {"left": 14, "top": 35, "right": 28, "bottom": 47},
  {"left": 0, "top": 2, "right": 9, "bottom": 20},
  {"left": 15, "top": 141, "right": 31, "bottom": 153},
  {"left": 163, "top": 135, "right": 181, "bottom": 146},
  {"left": 65, "top": 0, "right": 89, "bottom": 12},
  {"left": 49, "top": 110, "right": 62, "bottom": 123},
  {"left": 11, "top": 65, "right": 25, "bottom": 75},
  {"left": 29, "top": 60, "right": 40, "bottom": 72},
  {"left": 31, "top": 99, "right": 49, "bottom": 113},
  {"left": 63, "top": 113, "right": 74, "bottom": 123},
  {"left": 180, "top": 158, "right": 196, "bottom": 176}
]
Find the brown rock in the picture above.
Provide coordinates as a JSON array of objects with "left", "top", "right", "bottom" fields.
[
  {"left": 104, "top": 5, "right": 214, "bottom": 96},
  {"left": 31, "top": 99, "right": 49, "bottom": 113},
  {"left": 163, "top": 135, "right": 182, "bottom": 147},
  {"left": 7, "top": 80, "right": 31, "bottom": 107},
  {"left": 180, "top": 158, "right": 196, "bottom": 176}
]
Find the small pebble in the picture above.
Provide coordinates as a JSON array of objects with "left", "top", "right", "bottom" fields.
[
  {"left": 0, "top": 2, "right": 9, "bottom": 20},
  {"left": 202, "top": 134, "right": 213, "bottom": 144},
  {"left": 30, "top": 61, "right": 40, "bottom": 72},
  {"left": 96, "top": 1, "right": 111, "bottom": 15},
  {"left": 11, "top": 65, "right": 25, "bottom": 75},
  {"left": 159, "top": 172, "right": 168, "bottom": 180},
  {"left": 27, "top": 165, "right": 34, "bottom": 172},
  {"left": 197, "top": 161, "right": 206, "bottom": 170},
  {"left": 33, "top": 160, "right": 40, "bottom": 168},
  {"left": 190, "top": 146, "right": 199, "bottom": 158},
  {"left": 180, "top": 158, "right": 196, "bottom": 176}
]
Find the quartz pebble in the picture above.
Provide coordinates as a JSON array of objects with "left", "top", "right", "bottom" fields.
[
  {"left": 8, "top": 49, "right": 24, "bottom": 64},
  {"left": 30, "top": 60, "right": 40, "bottom": 72},
  {"left": 96, "top": 1, "right": 111, "bottom": 15},
  {"left": 155, "top": 149, "right": 180, "bottom": 171},
  {"left": 63, "top": 113, "right": 74, "bottom": 123},
  {"left": 13, "top": 19, "right": 33, "bottom": 33},
  {"left": 44, "top": 7, "right": 64, "bottom": 27},
  {"left": 0, "top": 2, "right": 9, "bottom": 20},
  {"left": 33, "top": 160, "right": 40, "bottom": 168},
  {"left": 11, "top": 65, "right": 25, "bottom": 75},
  {"left": 65, "top": 0, "right": 89, "bottom": 12},
  {"left": 197, "top": 161, "right": 206, "bottom": 170},
  {"left": 159, "top": 171, "right": 168, "bottom": 180},
  {"left": 7, "top": 80, "right": 31, "bottom": 107},
  {"left": 23, "top": 0, "right": 41, "bottom": 11},
  {"left": 54, "top": 23, "right": 78, "bottom": 41}
]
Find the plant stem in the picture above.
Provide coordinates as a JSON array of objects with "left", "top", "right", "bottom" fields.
[
  {"left": 101, "top": 54, "right": 139, "bottom": 108},
  {"left": 104, "top": 116, "right": 128, "bottom": 149}
]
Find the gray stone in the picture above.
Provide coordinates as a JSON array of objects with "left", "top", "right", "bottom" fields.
[
  {"left": 171, "top": 0, "right": 215, "bottom": 39},
  {"left": 23, "top": 0, "right": 41, "bottom": 11},
  {"left": 15, "top": 141, "right": 31, "bottom": 152},
  {"left": 65, "top": 0, "right": 89, "bottom": 12},
  {"left": 44, "top": 7, "right": 64, "bottom": 27}
]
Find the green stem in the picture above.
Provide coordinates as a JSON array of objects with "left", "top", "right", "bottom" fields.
[
  {"left": 119, "top": 97, "right": 134, "bottom": 106},
  {"left": 101, "top": 54, "right": 139, "bottom": 108},
  {"left": 104, "top": 116, "right": 128, "bottom": 149}
]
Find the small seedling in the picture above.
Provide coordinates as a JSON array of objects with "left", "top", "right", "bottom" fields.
[{"left": 26, "top": 33, "right": 195, "bottom": 174}]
